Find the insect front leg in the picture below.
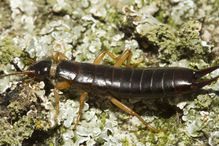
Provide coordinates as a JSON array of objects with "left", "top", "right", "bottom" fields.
[
  {"left": 52, "top": 51, "right": 68, "bottom": 63},
  {"left": 54, "top": 81, "right": 88, "bottom": 129},
  {"left": 54, "top": 81, "right": 72, "bottom": 122}
]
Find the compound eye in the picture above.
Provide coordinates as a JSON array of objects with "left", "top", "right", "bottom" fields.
[{"left": 27, "top": 60, "right": 52, "bottom": 79}]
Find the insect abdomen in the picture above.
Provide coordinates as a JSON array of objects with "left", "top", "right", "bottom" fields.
[{"left": 57, "top": 61, "right": 194, "bottom": 97}]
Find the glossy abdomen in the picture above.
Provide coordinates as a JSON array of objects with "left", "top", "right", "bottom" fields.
[{"left": 56, "top": 61, "right": 194, "bottom": 98}]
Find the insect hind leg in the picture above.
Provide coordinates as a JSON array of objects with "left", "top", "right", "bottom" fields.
[{"left": 106, "top": 96, "right": 159, "bottom": 133}]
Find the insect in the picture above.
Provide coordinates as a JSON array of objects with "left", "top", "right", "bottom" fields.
[{"left": 0, "top": 50, "right": 218, "bottom": 132}]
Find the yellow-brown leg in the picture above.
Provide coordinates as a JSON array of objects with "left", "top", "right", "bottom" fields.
[
  {"left": 93, "top": 50, "right": 117, "bottom": 64},
  {"left": 106, "top": 96, "right": 159, "bottom": 133},
  {"left": 114, "top": 49, "right": 132, "bottom": 67},
  {"left": 53, "top": 75, "right": 88, "bottom": 130},
  {"left": 52, "top": 51, "right": 68, "bottom": 63},
  {"left": 53, "top": 88, "right": 60, "bottom": 118},
  {"left": 93, "top": 49, "right": 132, "bottom": 67},
  {"left": 54, "top": 81, "right": 72, "bottom": 119},
  {"left": 51, "top": 51, "right": 71, "bottom": 117},
  {"left": 73, "top": 92, "right": 88, "bottom": 129},
  {"left": 51, "top": 51, "right": 88, "bottom": 129},
  {"left": 94, "top": 50, "right": 157, "bottom": 131}
]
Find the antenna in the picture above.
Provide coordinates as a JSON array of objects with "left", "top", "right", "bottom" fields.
[{"left": 0, "top": 71, "right": 35, "bottom": 78}]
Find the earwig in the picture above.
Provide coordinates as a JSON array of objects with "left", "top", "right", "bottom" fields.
[{"left": 0, "top": 50, "right": 218, "bottom": 132}]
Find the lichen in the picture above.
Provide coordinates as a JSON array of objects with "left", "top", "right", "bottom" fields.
[
  {"left": 0, "top": 0, "right": 219, "bottom": 145},
  {"left": 134, "top": 19, "right": 209, "bottom": 63},
  {"left": 0, "top": 36, "right": 23, "bottom": 65},
  {"left": 0, "top": 1, "right": 11, "bottom": 32},
  {"left": 0, "top": 115, "right": 35, "bottom": 145}
]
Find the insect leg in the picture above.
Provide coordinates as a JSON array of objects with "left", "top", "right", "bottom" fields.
[
  {"left": 93, "top": 50, "right": 117, "bottom": 64},
  {"left": 114, "top": 49, "right": 132, "bottom": 67},
  {"left": 73, "top": 92, "right": 88, "bottom": 129},
  {"left": 55, "top": 81, "right": 72, "bottom": 90},
  {"left": 94, "top": 49, "right": 132, "bottom": 67},
  {"left": 54, "top": 88, "right": 60, "bottom": 118},
  {"left": 50, "top": 51, "right": 69, "bottom": 121},
  {"left": 106, "top": 96, "right": 158, "bottom": 132},
  {"left": 52, "top": 51, "right": 68, "bottom": 63},
  {"left": 54, "top": 81, "right": 72, "bottom": 121}
]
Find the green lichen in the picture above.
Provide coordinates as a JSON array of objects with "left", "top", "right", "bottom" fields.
[
  {"left": 135, "top": 20, "right": 209, "bottom": 63},
  {"left": 100, "top": 112, "right": 108, "bottom": 129},
  {"left": 121, "top": 137, "right": 132, "bottom": 146},
  {"left": 0, "top": 1, "right": 11, "bottom": 32},
  {"left": 0, "top": 116, "right": 35, "bottom": 145},
  {"left": 176, "top": 21, "right": 209, "bottom": 59},
  {"left": 0, "top": 36, "right": 23, "bottom": 65},
  {"left": 95, "top": 137, "right": 106, "bottom": 145},
  {"left": 0, "top": 0, "right": 219, "bottom": 145},
  {"left": 212, "top": 95, "right": 219, "bottom": 108},
  {"left": 6, "top": 83, "right": 38, "bottom": 120},
  {"left": 194, "top": 95, "right": 212, "bottom": 109}
]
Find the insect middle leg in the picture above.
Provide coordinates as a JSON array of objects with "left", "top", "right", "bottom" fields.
[
  {"left": 94, "top": 49, "right": 132, "bottom": 67},
  {"left": 114, "top": 49, "right": 132, "bottom": 67},
  {"left": 73, "top": 92, "right": 88, "bottom": 129}
]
